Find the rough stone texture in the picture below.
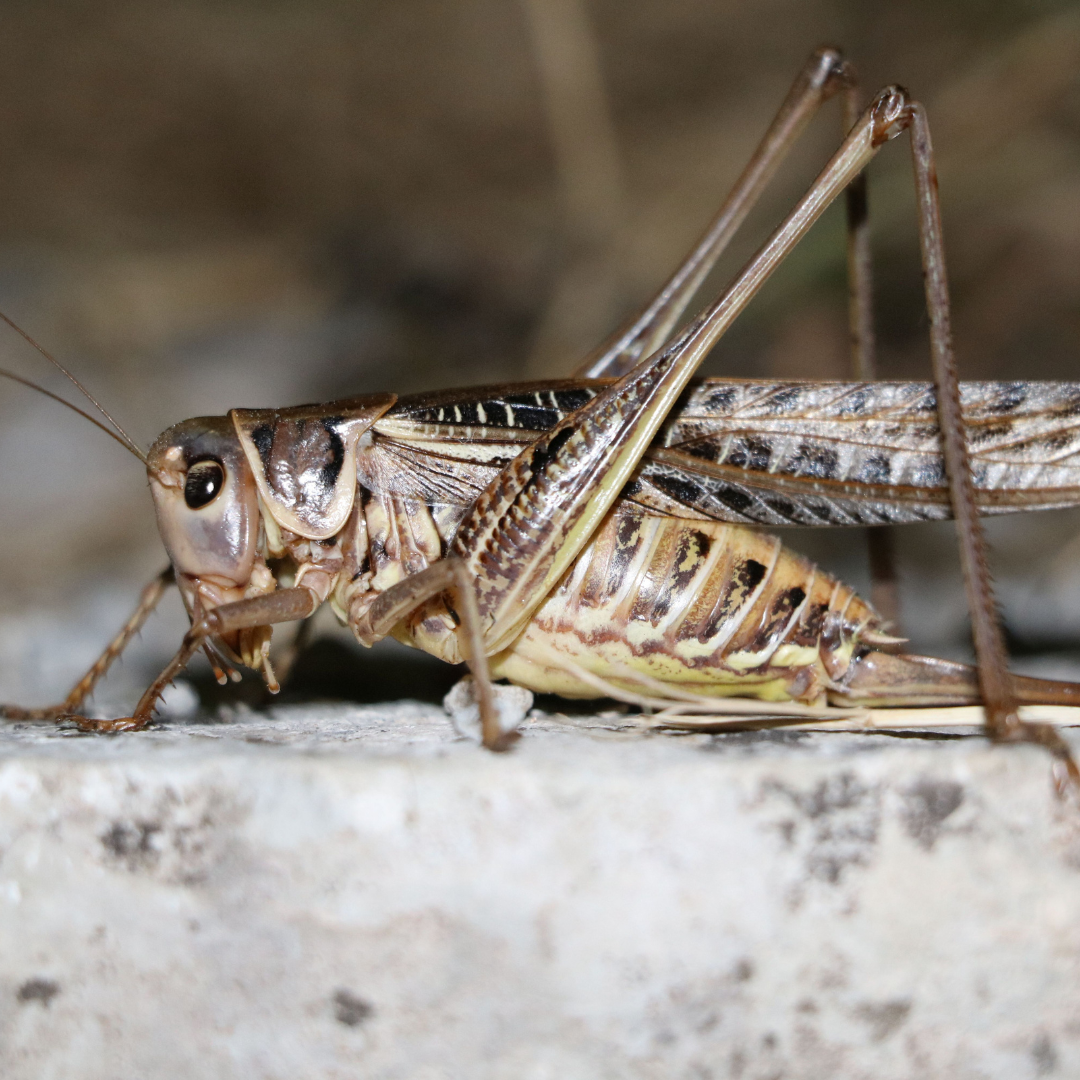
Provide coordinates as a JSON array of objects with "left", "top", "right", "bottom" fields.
[{"left": 0, "top": 705, "right": 1078, "bottom": 1079}]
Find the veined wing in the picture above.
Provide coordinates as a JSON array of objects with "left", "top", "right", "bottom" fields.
[
  {"left": 643, "top": 379, "right": 1080, "bottom": 525},
  {"left": 368, "top": 381, "right": 603, "bottom": 507},
  {"left": 371, "top": 378, "right": 1080, "bottom": 526}
]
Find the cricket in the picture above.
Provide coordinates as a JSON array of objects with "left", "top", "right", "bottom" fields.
[{"left": 2, "top": 48, "right": 1079, "bottom": 783}]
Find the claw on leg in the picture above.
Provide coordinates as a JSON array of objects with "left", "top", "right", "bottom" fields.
[
  {"left": 70, "top": 715, "right": 146, "bottom": 733},
  {"left": 0, "top": 704, "right": 66, "bottom": 722},
  {"left": 993, "top": 720, "right": 1080, "bottom": 799}
]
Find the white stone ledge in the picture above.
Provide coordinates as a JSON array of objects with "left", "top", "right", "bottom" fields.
[{"left": 0, "top": 705, "right": 1078, "bottom": 1079}]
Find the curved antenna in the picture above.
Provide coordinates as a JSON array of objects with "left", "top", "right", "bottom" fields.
[
  {"left": 0, "top": 310, "right": 147, "bottom": 463},
  {"left": 0, "top": 368, "right": 148, "bottom": 462}
]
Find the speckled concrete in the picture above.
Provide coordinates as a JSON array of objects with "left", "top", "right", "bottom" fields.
[{"left": 0, "top": 704, "right": 1078, "bottom": 1080}]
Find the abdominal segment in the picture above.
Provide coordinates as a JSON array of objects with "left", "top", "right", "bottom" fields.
[{"left": 490, "top": 510, "right": 879, "bottom": 704}]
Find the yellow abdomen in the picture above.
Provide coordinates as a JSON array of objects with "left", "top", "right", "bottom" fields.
[{"left": 491, "top": 510, "right": 878, "bottom": 705}]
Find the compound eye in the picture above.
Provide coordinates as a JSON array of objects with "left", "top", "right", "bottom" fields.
[{"left": 184, "top": 459, "right": 225, "bottom": 509}]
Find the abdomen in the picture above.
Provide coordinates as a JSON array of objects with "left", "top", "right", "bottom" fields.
[{"left": 491, "top": 510, "right": 879, "bottom": 704}]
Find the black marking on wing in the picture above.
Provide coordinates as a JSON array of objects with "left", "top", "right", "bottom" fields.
[
  {"left": 789, "top": 441, "right": 839, "bottom": 479},
  {"left": 725, "top": 435, "right": 773, "bottom": 471},
  {"left": 859, "top": 452, "right": 891, "bottom": 485},
  {"left": 652, "top": 472, "right": 707, "bottom": 508},
  {"left": 986, "top": 382, "right": 1028, "bottom": 414},
  {"left": 714, "top": 485, "right": 754, "bottom": 515},
  {"left": 389, "top": 380, "right": 603, "bottom": 433}
]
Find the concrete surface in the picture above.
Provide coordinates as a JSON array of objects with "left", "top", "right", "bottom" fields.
[{"left": 0, "top": 703, "right": 1078, "bottom": 1080}]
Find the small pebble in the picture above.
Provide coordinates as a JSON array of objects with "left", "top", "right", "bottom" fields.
[
  {"left": 158, "top": 679, "right": 200, "bottom": 719},
  {"left": 443, "top": 677, "right": 534, "bottom": 742}
]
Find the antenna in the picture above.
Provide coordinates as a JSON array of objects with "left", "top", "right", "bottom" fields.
[
  {"left": 0, "top": 311, "right": 147, "bottom": 464},
  {"left": 0, "top": 369, "right": 147, "bottom": 462}
]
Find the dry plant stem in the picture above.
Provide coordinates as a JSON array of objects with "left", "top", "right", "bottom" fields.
[
  {"left": 0, "top": 566, "right": 174, "bottom": 722},
  {"left": 907, "top": 104, "right": 1079, "bottom": 786},
  {"left": 577, "top": 46, "right": 854, "bottom": 379},
  {"left": 520, "top": 0, "right": 627, "bottom": 376},
  {"left": 842, "top": 81, "right": 902, "bottom": 630},
  {"left": 521, "top": 0, "right": 623, "bottom": 234}
]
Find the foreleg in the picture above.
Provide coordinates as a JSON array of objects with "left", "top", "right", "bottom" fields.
[
  {"left": 1, "top": 567, "right": 175, "bottom": 722},
  {"left": 69, "top": 587, "right": 316, "bottom": 733}
]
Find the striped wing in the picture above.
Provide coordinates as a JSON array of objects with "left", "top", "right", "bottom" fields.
[
  {"left": 368, "top": 381, "right": 601, "bottom": 508},
  {"left": 370, "top": 379, "right": 1080, "bottom": 527}
]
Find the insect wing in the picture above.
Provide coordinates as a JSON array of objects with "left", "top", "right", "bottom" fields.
[
  {"left": 374, "top": 379, "right": 1080, "bottom": 528},
  {"left": 369, "top": 382, "right": 604, "bottom": 506},
  {"left": 638, "top": 380, "right": 1080, "bottom": 526}
]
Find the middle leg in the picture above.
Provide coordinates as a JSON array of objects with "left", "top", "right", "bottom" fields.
[{"left": 351, "top": 557, "right": 509, "bottom": 749}]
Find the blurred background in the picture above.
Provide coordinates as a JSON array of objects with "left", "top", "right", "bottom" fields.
[{"left": 2, "top": 0, "right": 1080, "bottom": 714}]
